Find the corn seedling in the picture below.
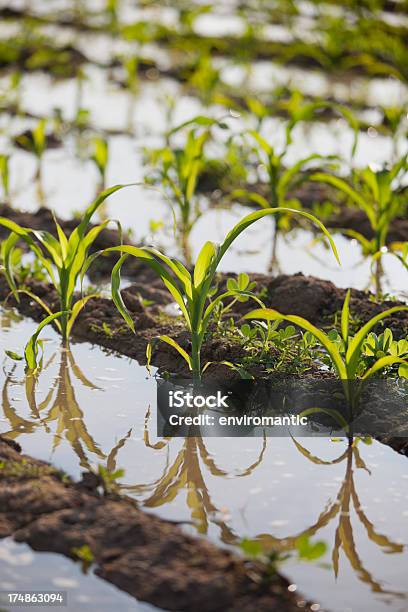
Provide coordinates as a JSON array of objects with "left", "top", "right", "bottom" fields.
[
  {"left": 106, "top": 0, "right": 120, "bottom": 29},
  {"left": 311, "top": 156, "right": 408, "bottom": 296},
  {"left": 245, "top": 289, "right": 408, "bottom": 406},
  {"left": 0, "top": 185, "right": 128, "bottom": 369},
  {"left": 15, "top": 119, "right": 47, "bottom": 205},
  {"left": 88, "top": 207, "right": 339, "bottom": 381},
  {"left": 0, "top": 154, "right": 10, "bottom": 202},
  {"left": 91, "top": 136, "right": 109, "bottom": 193},
  {"left": 188, "top": 54, "right": 222, "bottom": 107},
  {"left": 237, "top": 123, "right": 339, "bottom": 271},
  {"left": 145, "top": 116, "right": 227, "bottom": 264}
]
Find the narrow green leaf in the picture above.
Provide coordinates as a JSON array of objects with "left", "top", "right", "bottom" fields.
[
  {"left": 194, "top": 241, "right": 217, "bottom": 287},
  {"left": 346, "top": 306, "right": 408, "bottom": 377},
  {"left": 25, "top": 311, "right": 65, "bottom": 371},
  {"left": 244, "top": 308, "right": 347, "bottom": 378},
  {"left": 155, "top": 335, "right": 192, "bottom": 369},
  {"left": 362, "top": 356, "right": 408, "bottom": 380},
  {"left": 341, "top": 290, "right": 351, "bottom": 345},
  {"left": 111, "top": 255, "right": 135, "bottom": 333},
  {"left": 66, "top": 294, "right": 98, "bottom": 337}
]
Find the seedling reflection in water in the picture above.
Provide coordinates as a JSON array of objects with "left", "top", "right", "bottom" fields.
[
  {"left": 3, "top": 345, "right": 132, "bottom": 478},
  {"left": 247, "top": 438, "right": 406, "bottom": 598},
  {"left": 90, "top": 207, "right": 339, "bottom": 381}
]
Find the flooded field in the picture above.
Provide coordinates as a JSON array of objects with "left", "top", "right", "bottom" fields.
[
  {"left": 1, "top": 311, "right": 408, "bottom": 611},
  {"left": 0, "top": 0, "right": 407, "bottom": 610}
]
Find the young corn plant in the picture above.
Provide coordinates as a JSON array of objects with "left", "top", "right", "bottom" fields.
[
  {"left": 234, "top": 99, "right": 357, "bottom": 271},
  {"left": 0, "top": 154, "right": 10, "bottom": 202},
  {"left": 244, "top": 290, "right": 408, "bottom": 407},
  {"left": 0, "top": 185, "right": 127, "bottom": 369},
  {"left": 91, "top": 136, "right": 109, "bottom": 194},
  {"left": 15, "top": 119, "right": 47, "bottom": 205},
  {"left": 145, "top": 116, "right": 226, "bottom": 265},
  {"left": 238, "top": 128, "right": 337, "bottom": 272},
  {"left": 89, "top": 207, "right": 339, "bottom": 381},
  {"left": 311, "top": 156, "right": 408, "bottom": 297}
]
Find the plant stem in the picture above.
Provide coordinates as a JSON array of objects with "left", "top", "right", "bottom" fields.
[
  {"left": 191, "top": 331, "right": 201, "bottom": 382},
  {"left": 36, "top": 159, "right": 45, "bottom": 206},
  {"left": 180, "top": 229, "right": 192, "bottom": 266},
  {"left": 268, "top": 225, "right": 280, "bottom": 274},
  {"left": 374, "top": 255, "right": 383, "bottom": 299}
]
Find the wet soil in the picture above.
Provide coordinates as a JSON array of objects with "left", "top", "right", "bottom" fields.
[
  {"left": 0, "top": 271, "right": 407, "bottom": 377},
  {"left": 0, "top": 39, "right": 87, "bottom": 78},
  {"left": 13, "top": 130, "right": 62, "bottom": 151},
  {"left": 0, "top": 436, "right": 305, "bottom": 612}
]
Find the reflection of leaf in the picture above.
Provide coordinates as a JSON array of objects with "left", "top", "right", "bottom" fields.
[
  {"left": 187, "top": 482, "right": 208, "bottom": 533},
  {"left": 144, "top": 448, "right": 186, "bottom": 507},
  {"left": 143, "top": 406, "right": 170, "bottom": 449},
  {"left": 259, "top": 498, "right": 340, "bottom": 553},
  {"left": 26, "top": 347, "right": 104, "bottom": 469},
  {"left": 353, "top": 444, "right": 371, "bottom": 474},
  {"left": 351, "top": 477, "right": 403, "bottom": 553},
  {"left": 1, "top": 368, "right": 39, "bottom": 438},
  {"left": 68, "top": 349, "right": 102, "bottom": 390},
  {"left": 107, "top": 428, "right": 132, "bottom": 473},
  {"left": 196, "top": 436, "right": 229, "bottom": 477},
  {"left": 333, "top": 525, "right": 341, "bottom": 578},
  {"left": 291, "top": 436, "right": 349, "bottom": 465}
]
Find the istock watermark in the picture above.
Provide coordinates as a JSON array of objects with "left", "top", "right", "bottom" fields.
[
  {"left": 169, "top": 390, "right": 229, "bottom": 409},
  {"left": 156, "top": 378, "right": 408, "bottom": 438}
]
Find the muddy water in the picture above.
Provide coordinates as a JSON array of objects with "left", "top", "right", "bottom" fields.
[{"left": 1, "top": 309, "right": 408, "bottom": 612}]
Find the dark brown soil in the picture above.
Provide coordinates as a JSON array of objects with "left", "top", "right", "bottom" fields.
[
  {"left": 0, "top": 437, "right": 306, "bottom": 612},
  {"left": 0, "top": 41, "right": 86, "bottom": 78},
  {"left": 13, "top": 130, "right": 62, "bottom": 151},
  {"left": 0, "top": 271, "right": 407, "bottom": 375}
]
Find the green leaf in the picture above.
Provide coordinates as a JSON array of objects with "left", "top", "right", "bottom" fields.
[
  {"left": 362, "top": 355, "right": 408, "bottom": 380},
  {"left": 244, "top": 308, "right": 347, "bottom": 378},
  {"left": 111, "top": 255, "right": 135, "bottom": 333},
  {"left": 310, "top": 173, "right": 370, "bottom": 213},
  {"left": 66, "top": 294, "right": 98, "bottom": 337},
  {"left": 194, "top": 241, "right": 217, "bottom": 287},
  {"left": 346, "top": 306, "right": 408, "bottom": 378},
  {"left": 240, "top": 538, "right": 263, "bottom": 558},
  {"left": 146, "top": 341, "right": 153, "bottom": 374},
  {"left": 219, "top": 207, "right": 340, "bottom": 267},
  {"left": 5, "top": 350, "right": 23, "bottom": 361},
  {"left": 24, "top": 311, "right": 65, "bottom": 371},
  {"left": 341, "top": 290, "right": 351, "bottom": 345},
  {"left": 296, "top": 535, "right": 327, "bottom": 561},
  {"left": 155, "top": 335, "right": 192, "bottom": 369}
]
